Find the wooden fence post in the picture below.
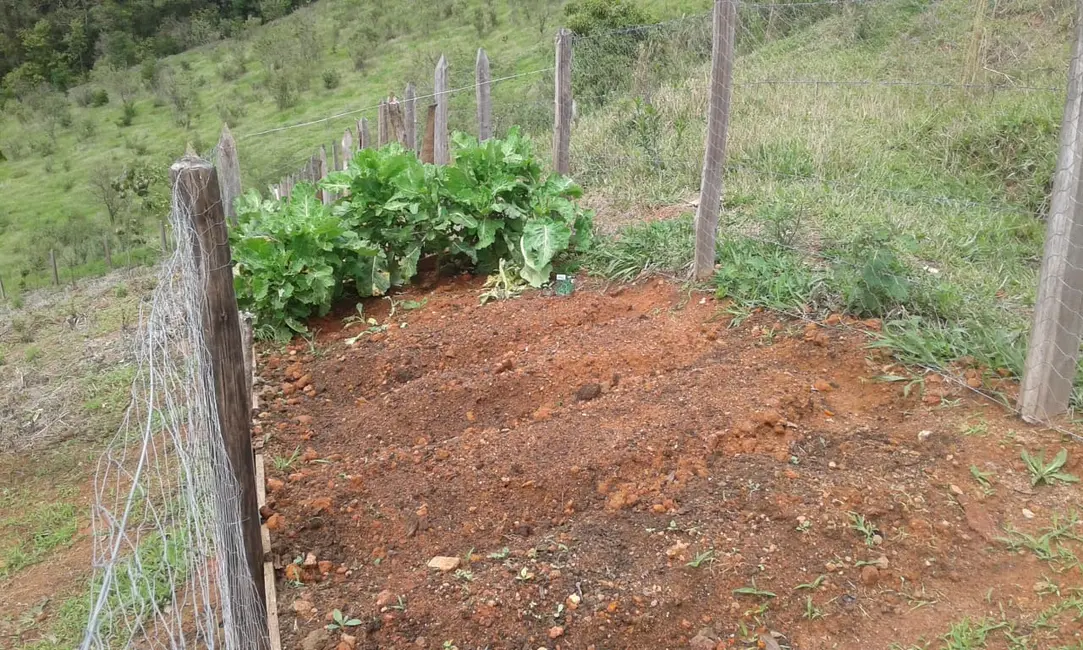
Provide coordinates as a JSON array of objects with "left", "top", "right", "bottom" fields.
[
  {"left": 240, "top": 312, "right": 255, "bottom": 405},
  {"left": 342, "top": 128, "right": 354, "bottom": 166},
  {"left": 160, "top": 219, "right": 169, "bottom": 252},
  {"left": 378, "top": 100, "right": 389, "bottom": 147},
  {"left": 104, "top": 236, "right": 112, "bottom": 269},
  {"left": 388, "top": 96, "right": 407, "bottom": 145},
  {"left": 358, "top": 118, "right": 370, "bottom": 149},
  {"left": 169, "top": 156, "right": 269, "bottom": 634},
  {"left": 1019, "top": 10, "right": 1083, "bottom": 422},
  {"left": 476, "top": 48, "right": 492, "bottom": 141},
  {"left": 50, "top": 249, "right": 59, "bottom": 286},
  {"left": 331, "top": 141, "right": 339, "bottom": 175},
  {"left": 405, "top": 83, "right": 418, "bottom": 152},
  {"left": 422, "top": 104, "right": 437, "bottom": 164},
  {"left": 693, "top": 0, "right": 737, "bottom": 280},
  {"left": 0, "top": 274, "right": 6, "bottom": 300},
  {"left": 217, "top": 124, "right": 242, "bottom": 226},
  {"left": 553, "top": 29, "right": 573, "bottom": 175},
  {"left": 319, "top": 145, "right": 331, "bottom": 205},
  {"left": 434, "top": 55, "right": 450, "bottom": 165}
]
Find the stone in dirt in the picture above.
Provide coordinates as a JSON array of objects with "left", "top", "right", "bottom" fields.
[
  {"left": 576, "top": 383, "right": 603, "bottom": 402},
  {"left": 689, "top": 627, "right": 719, "bottom": 650},
  {"left": 427, "top": 555, "right": 461, "bottom": 572},
  {"left": 961, "top": 499, "right": 999, "bottom": 542},
  {"left": 340, "top": 634, "right": 357, "bottom": 649},
  {"left": 376, "top": 590, "right": 395, "bottom": 607},
  {"left": 860, "top": 565, "right": 880, "bottom": 586},
  {"left": 300, "top": 628, "right": 329, "bottom": 650},
  {"left": 548, "top": 626, "right": 564, "bottom": 639},
  {"left": 267, "top": 477, "right": 285, "bottom": 493}
]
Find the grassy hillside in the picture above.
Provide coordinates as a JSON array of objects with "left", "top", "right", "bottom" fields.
[{"left": 0, "top": 0, "right": 708, "bottom": 291}]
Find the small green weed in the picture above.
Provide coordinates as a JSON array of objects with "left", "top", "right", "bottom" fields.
[
  {"left": 795, "top": 575, "right": 827, "bottom": 590},
  {"left": 686, "top": 549, "right": 715, "bottom": 568},
  {"left": 1022, "top": 449, "right": 1079, "bottom": 487},
  {"left": 849, "top": 512, "right": 879, "bottom": 547},
  {"left": 969, "top": 465, "right": 994, "bottom": 491},
  {"left": 487, "top": 547, "right": 510, "bottom": 560},
  {"left": 24, "top": 345, "right": 43, "bottom": 363},
  {"left": 804, "top": 595, "right": 824, "bottom": 620},
  {"left": 272, "top": 446, "right": 302, "bottom": 471},
  {"left": 733, "top": 580, "right": 776, "bottom": 599},
  {"left": 325, "top": 609, "right": 362, "bottom": 632}
]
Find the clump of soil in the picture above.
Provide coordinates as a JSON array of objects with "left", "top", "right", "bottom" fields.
[{"left": 257, "top": 275, "right": 1083, "bottom": 650}]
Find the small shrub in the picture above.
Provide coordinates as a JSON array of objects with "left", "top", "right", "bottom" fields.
[
  {"left": 322, "top": 69, "right": 341, "bottom": 90},
  {"left": 91, "top": 89, "right": 110, "bottom": 107},
  {"left": 117, "top": 102, "right": 137, "bottom": 127},
  {"left": 827, "top": 228, "right": 914, "bottom": 317},
  {"left": 72, "top": 88, "right": 93, "bottom": 107},
  {"left": 114, "top": 284, "right": 128, "bottom": 298},
  {"left": 714, "top": 238, "right": 822, "bottom": 311}
]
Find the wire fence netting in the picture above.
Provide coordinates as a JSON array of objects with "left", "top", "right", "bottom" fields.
[{"left": 80, "top": 171, "right": 266, "bottom": 650}]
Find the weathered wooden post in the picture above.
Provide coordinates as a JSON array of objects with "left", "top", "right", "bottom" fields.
[
  {"left": 476, "top": 48, "right": 492, "bottom": 141},
  {"left": 1019, "top": 8, "right": 1083, "bottom": 422},
  {"left": 422, "top": 104, "right": 437, "bottom": 164},
  {"left": 169, "top": 156, "right": 269, "bottom": 637},
  {"left": 342, "top": 128, "right": 354, "bottom": 167},
  {"left": 0, "top": 274, "right": 6, "bottom": 300},
  {"left": 434, "top": 55, "right": 450, "bottom": 165},
  {"left": 217, "top": 124, "right": 242, "bottom": 226},
  {"left": 359, "top": 117, "right": 371, "bottom": 149},
  {"left": 50, "top": 249, "right": 59, "bottom": 286},
  {"left": 160, "top": 219, "right": 169, "bottom": 252},
  {"left": 693, "top": 0, "right": 737, "bottom": 280},
  {"left": 553, "top": 29, "right": 573, "bottom": 175},
  {"left": 405, "top": 83, "right": 418, "bottom": 152},
  {"left": 378, "top": 100, "right": 389, "bottom": 147},
  {"left": 388, "top": 96, "right": 407, "bottom": 145},
  {"left": 319, "top": 145, "right": 331, "bottom": 205},
  {"left": 104, "top": 236, "right": 112, "bottom": 269},
  {"left": 331, "top": 141, "right": 339, "bottom": 175}
]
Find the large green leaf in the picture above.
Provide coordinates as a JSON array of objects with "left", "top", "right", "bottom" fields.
[
  {"left": 352, "top": 251, "right": 391, "bottom": 297},
  {"left": 519, "top": 219, "right": 570, "bottom": 287}
]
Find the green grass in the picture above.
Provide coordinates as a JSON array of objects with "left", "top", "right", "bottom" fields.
[{"left": 0, "top": 496, "right": 80, "bottom": 579}]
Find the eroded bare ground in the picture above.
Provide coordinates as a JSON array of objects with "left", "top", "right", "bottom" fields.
[{"left": 256, "top": 276, "right": 1083, "bottom": 650}]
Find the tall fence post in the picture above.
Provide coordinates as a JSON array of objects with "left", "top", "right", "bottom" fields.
[
  {"left": 342, "top": 128, "right": 354, "bottom": 167},
  {"left": 693, "top": 0, "right": 737, "bottom": 280},
  {"left": 422, "top": 104, "right": 437, "bottom": 164},
  {"left": 1019, "top": 12, "right": 1083, "bottom": 422},
  {"left": 359, "top": 118, "right": 370, "bottom": 150},
  {"left": 434, "top": 55, "right": 450, "bottom": 165},
  {"left": 319, "top": 145, "right": 331, "bottom": 205},
  {"left": 50, "top": 249, "right": 59, "bottom": 286},
  {"left": 169, "top": 156, "right": 269, "bottom": 637},
  {"left": 160, "top": 219, "right": 169, "bottom": 252},
  {"left": 378, "top": 100, "right": 389, "bottom": 147},
  {"left": 0, "top": 274, "right": 6, "bottom": 301},
  {"left": 405, "top": 82, "right": 418, "bottom": 152},
  {"left": 476, "top": 48, "right": 492, "bottom": 141},
  {"left": 104, "top": 236, "right": 112, "bottom": 269},
  {"left": 388, "top": 97, "right": 407, "bottom": 145},
  {"left": 331, "top": 141, "right": 339, "bottom": 175},
  {"left": 217, "top": 124, "right": 242, "bottom": 226},
  {"left": 553, "top": 29, "right": 573, "bottom": 175}
]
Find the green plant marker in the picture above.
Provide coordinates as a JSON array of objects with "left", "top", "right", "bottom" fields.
[{"left": 554, "top": 274, "right": 574, "bottom": 296}]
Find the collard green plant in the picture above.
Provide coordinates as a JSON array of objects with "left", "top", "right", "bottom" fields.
[
  {"left": 232, "top": 128, "right": 594, "bottom": 338},
  {"left": 231, "top": 184, "right": 379, "bottom": 339}
]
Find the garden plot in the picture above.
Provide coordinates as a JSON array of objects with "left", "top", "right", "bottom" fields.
[{"left": 257, "top": 276, "right": 1082, "bottom": 650}]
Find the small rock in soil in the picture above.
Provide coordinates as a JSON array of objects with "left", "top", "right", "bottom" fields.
[
  {"left": 267, "top": 478, "right": 285, "bottom": 493},
  {"left": 812, "top": 379, "right": 833, "bottom": 392},
  {"left": 494, "top": 358, "right": 514, "bottom": 374},
  {"left": 917, "top": 430, "right": 933, "bottom": 443},
  {"left": 860, "top": 566, "right": 880, "bottom": 586},
  {"left": 303, "top": 552, "right": 318, "bottom": 567},
  {"left": 548, "top": 626, "right": 564, "bottom": 639},
  {"left": 292, "top": 599, "right": 314, "bottom": 614},
  {"left": 340, "top": 634, "right": 356, "bottom": 649},
  {"left": 300, "top": 628, "right": 329, "bottom": 650},
  {"left": 427, "top": 555, "right": 461, "bottom": 572},
  {"left": 689, "top": 627, "right": 719, "bottom": 650},
  {"left": 576, "top": 383, "right": 602, "bottom": 402},
  {"left": 1022, "top": 508, "right": 1035, "bottom": 519}
]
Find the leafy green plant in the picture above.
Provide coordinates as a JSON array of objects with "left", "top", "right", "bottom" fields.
[
  {"left": 234, "top": 130, "right": 594, "bottom": 337},
  {"left": 714, "top": 238, "right": 821, "bottom": 311},
  {"left": 479, "top": 259, "right": 528, "bottom": 304},
  {"left": 733, "top": 580, "right": 776, "bottom": 599},
  {"left": 1021, "top": 449, "right": 1079, "bottom": 487},
  {"left": 232, "top": 184, "right": 380, "bottom": 339},
  {"left": 325, "top": 609, "right": 361, "bottom": 632}
]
